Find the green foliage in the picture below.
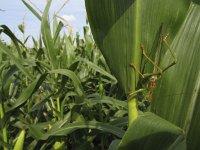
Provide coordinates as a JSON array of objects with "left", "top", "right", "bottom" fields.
[
  {"left": 152, "top": 3, "right": 200, "bottom": 150},
  {"left": 1, "top": 0, "right": 199, "bottom": 149},
  {"left": 0, "top": 1, "right": 126, "bottom": 149},
  {"left": 118, "top": 113, "right": 183, "bottom": 150},
  {"left": 85, "top": 0, "right": 141, "bottom": 94},
  {"left": 85, "top": 0, "right": 200, "bottom": 149},
  {"left": 13, "top": 130, "right": 26, "bottom": 150},
  {"left": 85, "top": 0, "right": 191, "bottom": 126},
  {"left": 85, "top": 0, "right": 190, "bottom": 94}
]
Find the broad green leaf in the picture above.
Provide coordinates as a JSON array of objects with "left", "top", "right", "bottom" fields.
[
  {"left": 85, "top": 0, "right": 141, "bottom": 93},
  {"left": 168, "top": 136, "right": 187, "bottom": 150},
  {"left": 140, "top": 0, "right": 190, "bottom": 69},
  {"left": 187, "top": 88, "right": 200, "bottom": 150},
  {"left": 118, "top": 112, "right": 184, "bottom": 150},
  {"left": 85, "top": 0, "right": 190, "bottom": 94},
  {"left": 28, "top": 121, "right": 125, "bottom": 140},
  {"left": 151, "top": 4, "right": 200, "bottom": 150}
]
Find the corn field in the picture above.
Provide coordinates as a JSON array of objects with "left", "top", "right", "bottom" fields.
[{"left": 0, "top": 0, "right": 200, "bottom": 150}]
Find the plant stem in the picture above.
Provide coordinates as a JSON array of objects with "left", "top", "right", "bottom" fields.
[
  {"left": 56, "top": 97, "right": 61, "bottom": 113},
  {"left": 26, "top": 76, "right": 31, "bottom": 112},
  {"left": 50, "top": 97, "right": 57, "bottom": 119},
  {"left": 0, "top": 101, "right": 8, "bottom": 150},
  {"left": 128, "top": 98, "right": 138, "bottom": 126},
  {"left": 127, "top": 0, "right": 141, "bottom": 127}
]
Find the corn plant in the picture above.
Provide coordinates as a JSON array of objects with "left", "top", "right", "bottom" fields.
[
  {"left": 85, "top": 0, "right": 200, "bottom": 149},
  {"left": 0, "top": 0, "right": 200, "bottom": 149},
  {"left": 0, "top": 0, "right": 128, "bottom": 149}
]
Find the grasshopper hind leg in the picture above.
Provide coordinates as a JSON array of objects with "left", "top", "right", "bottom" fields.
[{"left": 162, "top": 35, "right": 177, "bottom": 72}]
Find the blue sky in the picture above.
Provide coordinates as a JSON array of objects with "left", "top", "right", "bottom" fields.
[{"left": 0, "top": 0, "right": 86, "bottom": 44}]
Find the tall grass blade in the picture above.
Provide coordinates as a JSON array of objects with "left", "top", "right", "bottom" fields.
[
  {"left": 53, "top": 20, "right": 64, "bottom": 44},
  {"left": 21, "top": 0, "right": 42, "bottom": 21},
  {"left": 41, "top": 0, "right": 58, "bottom": 69},
  {"left": 28, "top": 121, "right": 125, "bottom": 140}
]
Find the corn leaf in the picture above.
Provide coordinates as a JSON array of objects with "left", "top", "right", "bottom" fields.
[
  {"left": 5, "top": 74, "right": 47, "bottom": 112},
  {"left": 53, "top": 21, "right": 64, "bottom": 44},
  {"left": 118, "top": 112, "right": 184, "bottom": 150},
  {"left": 85, "top": 0, "right": 190, "bottom": 94},
  {"left": 85, "top": 0, "right": 141, "bottom": 93},
  {"left": 151, "top": 3, "right": 200, "bottom": 150},
  {"left": 0, "top": 41, "right": 34, "bottom": 80},
  {"left": 28, "top": 121, "right": 125, "bottom": 140},
  {"left": 49, "top": 69, "right": 85, "bottom": 97},
  {"left": 81, "top": 59, "right": 117, "bottom": 84},
  {"left": 87, "top": 94, "right": 127, "bottom": 108},
  {"left": 21, "top": 0, "right": 42, "bottom": 21},
  {"left": 41, "top": 0, "right": 58, "bottom": 69},
  {"left": 0, "top": 25, "right": 25, "bottom": 58}
]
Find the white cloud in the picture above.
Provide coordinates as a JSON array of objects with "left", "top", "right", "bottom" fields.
[{"left": 61, "top": 14, "right": 76, "bottom": 22}]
